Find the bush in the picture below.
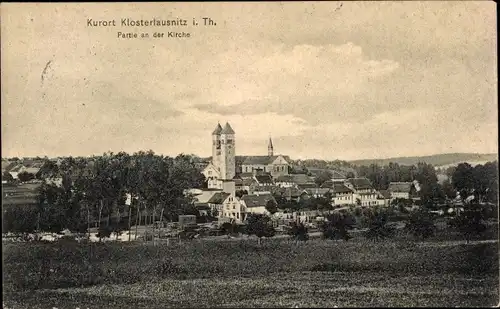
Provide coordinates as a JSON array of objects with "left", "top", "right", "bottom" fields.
[
  {"left": 245, "top": 214, "right": 275, "bottom": 244},
  {"left": 321, "top": 213, "right": 355, "bottom": 241},
  {"left": 288, "top": 221, "right": 309, "bottom": 242},
  {"left": 406, "top": 209, "right": 437, "bottom": 240},
  {"left": 364, "top": 211, "right": 395, "bottom": 241},
  {"left": 448, "top": 204, "right": 489, "bottom": 243}
]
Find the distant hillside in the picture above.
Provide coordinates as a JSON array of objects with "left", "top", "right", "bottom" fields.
[{"left": 349, "top": 153, "right": 498, "bottom": 167}]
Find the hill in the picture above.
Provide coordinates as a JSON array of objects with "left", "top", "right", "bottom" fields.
[{"left": 349, "top": 153, "right": 498, "bottom": 167}]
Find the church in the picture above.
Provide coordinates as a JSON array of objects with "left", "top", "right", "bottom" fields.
[{"left": 202, "top": 122, "right": 291, "bottom": 190}]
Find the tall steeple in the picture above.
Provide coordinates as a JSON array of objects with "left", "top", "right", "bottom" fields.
[
  {"left": 268, "top": 136, "right": 274, "bottom": 156},
  {"left": 212, "top": 123, "right": 223, "bottom": 168},
  {"left": 219, "top": 122, "right": 236, "bottom": 180}
]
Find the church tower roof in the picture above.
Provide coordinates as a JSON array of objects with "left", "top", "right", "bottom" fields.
[
  {"left": 268, "top": 136, "right": 274, "bottom": 156},
  {"left": 212, "top": 123, "right": 223, "bottom": 135},
  {"left": 220, "top": 122, "right": 235, "bottom": 134}
]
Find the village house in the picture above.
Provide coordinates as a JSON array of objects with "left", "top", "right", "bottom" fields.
[
  {"left": 378, "top": 190, "right": 392, "bottom": 206},
  {"left": 330, "top": 183, "right": 355, "bottom": 206},
  {"left": 241, "top": 192, "right": 277, "bottom": 216},
  {"left": 234, "top": 177, "right": 257, "bottom": 194},
  {"left": 274, "top": 186, "right": 302, "bottom": 202},
  {"left": 275, "top": 174, "right": 316, "bottom": 188},
  {"left": 345, "top": 177, "right": 380, "bottom": 207},
  {"left": 206, "top": 192, "right": 230, "bottom": 215},
  {"left": 388, "top": 181, "right": 420, "bottom": 200}
]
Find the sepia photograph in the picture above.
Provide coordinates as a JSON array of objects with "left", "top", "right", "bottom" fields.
[{"left": 1, "top": 2, "right": 498, "bottom": 308}]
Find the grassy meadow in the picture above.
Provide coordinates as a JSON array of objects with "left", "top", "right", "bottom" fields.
[{"left": 3, "top": 235, "right": 499, "bottom": 308}]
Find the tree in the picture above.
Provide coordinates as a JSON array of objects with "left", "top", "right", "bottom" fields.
[
  {"left": 452, "top": 163, "right": 475, "bottom": 202},
  {"left": 406, "top": 209, "right": 436, "bottom": 240},
  {"left": 288, "top": 221, "right": 309, "bottom": 243},
  {"left": 2, "top": 206, "right": 38, "bottom": 236},
  {"left": 315, "top": 170, "right": 333, "bottom": 187},
  {"left": 364, "top": 211, "right": 395, "bottom": 241},
  {"left": 221, "top": 222, "right": 234, "bottom": 235},
  {"left": 448, "top": 204, "right": 488, "bottom": 244},
  {"left": 2, "top": 171, "right": 14, "bottom": 182},
  {"left": 265, "top": 199, "right": 278, "bottom": 215},
  {"left": 441, "top": 179, "right": 457, "bottom": 200},
  {"left": 245, "top": 214, "right": 275, "bottom": 245},
  {"left": 236, "top": 190, "right": 248, "bottom": 198},
  {"left": 321, "top": 213, "right": 355, "bottom": 241},
  {"left": 17, "top": 171, "right": 35, "bottom": 182}
]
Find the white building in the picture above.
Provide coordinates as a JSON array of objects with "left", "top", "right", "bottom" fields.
[{"left": 345, "top": 177, "right": 380, "bottom": 207}]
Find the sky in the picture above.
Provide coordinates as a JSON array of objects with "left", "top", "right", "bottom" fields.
[{"left": 1, "top": 2, "right": 497, "bottom": 161}]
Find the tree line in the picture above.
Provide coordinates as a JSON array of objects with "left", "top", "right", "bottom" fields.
[{"left": 3, "top": 151, "right": 206, "bottom": 237}]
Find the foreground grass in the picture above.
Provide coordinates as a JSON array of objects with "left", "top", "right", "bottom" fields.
[{"left": 3, "top": 238, "right": 499, "bottom": 308}]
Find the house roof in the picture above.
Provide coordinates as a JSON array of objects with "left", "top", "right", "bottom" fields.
[
  {"left": 2, "top": 162, "right": 18, "bottom": 172},
  {"left": 234, "top": 177, "right": 256, "bottom": 186},
  {"left": 388, "top": 182, "right": 413, "bottom": 193},
  {"left": 379, "top": 190, "right": 392, "bottom": 199},
  {"left": 24, "top": 167, "right": 41, "bottom": 175},
  {"left": 212, "top": 123, "right": 223, "bottom": 135},
  {"left": 220, "top": 122, "right": 235, "bottom": 134},
  {"left": 276, "top": 174, "right": 314, "bottom": 185},
  {"left": 207, "top": 192, "right": 230, "bottom": 204},
  {"left": 332, "top": 171, "right": 346, "bottom": 179},
  {"left": 332, "top": 183, "right": 353, "bottom": 194},
  {"left": 241, "top": 155, "right": 291, "bottom": 166},
  {"left": 9, "top": 164, "right": 25, "bottom": 173},
  {"left": 237, "top": 172, "right": 255, "bottom": 179},
  {"left": 194, "top": 202, "right": 210, "bottom": 210},
  {"left": 242, "top": 156, "right": 274, "bottom": 165},
  {"left": 274, "top": 186, "right": 301, "bottom": 197},
  {"left": 297, "top": 183, "right": 318, "bottom": 189},
  {"left": 242, "top": 193, "right": 276, "bottom": 208},
  {"left": 255, "top": 174, "right": 273, "bottom": 184},
  {"left": 346, "top": 177, "right": 373, "bottom": 190}
]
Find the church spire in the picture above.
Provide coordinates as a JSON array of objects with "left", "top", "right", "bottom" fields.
[
  {"left": 212, "top": 123, "right": 223, "bottom": 135},
  {"left": 268, "top": 136, "right": 274, "bottom": 156}
]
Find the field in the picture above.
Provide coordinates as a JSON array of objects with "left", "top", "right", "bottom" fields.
[{"left": 3, "top": 235, "right": 499, "bottom": 308}]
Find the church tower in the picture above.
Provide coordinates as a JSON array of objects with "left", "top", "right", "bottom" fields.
[
  {"left": 219, "top": 122, "right": 236, "bottom": 180},
  {"left": 212, "top": 123, "right": 223, "bottom": 169},
  {"left": 268, "top": 137, "right": 274, "bottom": 156}
]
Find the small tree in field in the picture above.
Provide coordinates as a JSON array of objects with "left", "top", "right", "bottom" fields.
[
  {"left": 364, "top": 210, "right": 395, "bottom": 241},
  {"left": 288, "top": 221, "right": 309, "bottom": 243},
  {"left": 322, "top": 213, "right": 355, "bottom": 241},
  {"left": 406, "top": 209, "right": 436, "bottom": 241},
  {"left": 448, "top": 204, "right": 488, "bottom": 244},
  {"left": 245, "top": 214, "right": 275, "bottom": 245}
]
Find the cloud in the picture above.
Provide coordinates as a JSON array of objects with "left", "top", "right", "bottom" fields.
[
  {"left": 1, "top": 3, "right": 496, "bottom": 160},
  {"left": 192, "top": 42, "right": 400, "bottom": 123}
]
